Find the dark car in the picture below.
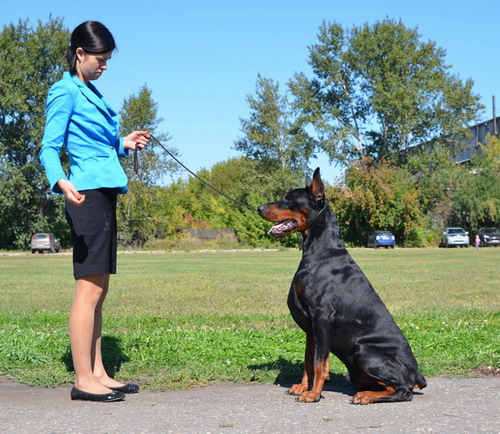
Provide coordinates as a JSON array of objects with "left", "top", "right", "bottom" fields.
[
  {"left": 368, "top": 231, "right": 395, "bottom": 248},
  {"left": 31, "top": 233, "right": 61, "bottom": 253},
  {"left": 478, "top": 227, "right": 500, "bottom": 247}
]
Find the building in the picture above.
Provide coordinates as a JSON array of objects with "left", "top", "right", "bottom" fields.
[{"left": 454, "top": 116, "right": 500, "bottom": 163}]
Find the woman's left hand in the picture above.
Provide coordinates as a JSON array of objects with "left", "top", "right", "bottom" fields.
[{"left": 123, "top": 131, "right": 150, "bottom": 151}]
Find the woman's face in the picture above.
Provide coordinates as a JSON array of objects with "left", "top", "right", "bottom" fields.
[{"left": 75, "top": 48, "right": 112, "bottom": 83}]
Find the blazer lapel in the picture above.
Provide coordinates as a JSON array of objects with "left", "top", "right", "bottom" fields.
[
  {"left": 87, "top": 81, "right": 119, "bottom": 124},
  {"left": 68, "top": 73, "right": 118, "bottom": 123}
]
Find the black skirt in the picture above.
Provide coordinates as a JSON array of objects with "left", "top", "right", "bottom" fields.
[{"left": 65, "top": 188, "right": 118, "bottom": 279}]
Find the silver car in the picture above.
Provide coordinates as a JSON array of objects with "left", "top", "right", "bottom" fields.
[
  {"left": 442, "top": 227, "right": 469, "bottom": 248},
  {"left": 31, "top": 233, "right": 61, "bottom": 253}
]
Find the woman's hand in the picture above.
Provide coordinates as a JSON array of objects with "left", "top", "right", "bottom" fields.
[
  {"left": 123, "top": 131, "right": 150, "bottom": 151},
  {"left": 58, "top": 179, "right": 86, "bottom": 206}
]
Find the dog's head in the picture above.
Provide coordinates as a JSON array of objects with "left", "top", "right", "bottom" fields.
[{"left": 257, "top": 168, "right": 325, "bottom": 238}]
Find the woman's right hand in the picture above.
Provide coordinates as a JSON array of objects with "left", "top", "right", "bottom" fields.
[{"left": 57, "top": 179, "right": 86, "bottom": 206}]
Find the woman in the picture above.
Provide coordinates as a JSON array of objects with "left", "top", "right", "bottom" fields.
[{"left": 40, "top": 21, "right": 149, "bottom": 402}]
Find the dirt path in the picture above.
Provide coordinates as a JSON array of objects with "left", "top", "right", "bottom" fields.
[{"left": 0, "top": 376, "right": 498, "bottom": 433}]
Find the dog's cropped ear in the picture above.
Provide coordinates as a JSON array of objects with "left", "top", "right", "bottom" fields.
[{"left": 310, "top": 167, "right": 324, "bottom": 203}]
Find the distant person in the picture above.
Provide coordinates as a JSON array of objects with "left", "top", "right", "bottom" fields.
[
  {"left": 475, "top": 234, "right": 481, "bottom": 249},
  {"left": 40, "top": 21, "right": 149, "bottom": 402}
]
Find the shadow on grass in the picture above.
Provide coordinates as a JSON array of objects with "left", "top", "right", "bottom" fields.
[
  {"left": 62, "top": 336, "right": 130, "bottom": 378},
  {"left": 248, "top": 357, "right": 355, "bottom": 397}
]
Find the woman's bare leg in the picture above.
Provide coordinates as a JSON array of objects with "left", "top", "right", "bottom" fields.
[
  {"left": 91, "top": 275, "right": 125, "bottom": 388},
  {"left": 70, "top": 274, "right": 113, "bottom": 394}
]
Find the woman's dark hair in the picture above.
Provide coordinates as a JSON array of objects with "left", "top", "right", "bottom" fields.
[{"left": 66, "top": 21, "right": 116, "bottom": 74}]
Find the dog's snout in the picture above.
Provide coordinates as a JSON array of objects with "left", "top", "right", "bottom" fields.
[{"left": 257, "top": 205, "right": 267, "bottom": 215}]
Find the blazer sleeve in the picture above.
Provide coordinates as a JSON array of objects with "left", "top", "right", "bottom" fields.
[
  {"left": 115, "top": 137, "right": 129, "bottom": 158},
  {"left": 39, "top": 81, "right": 75, "bottom": 193}
]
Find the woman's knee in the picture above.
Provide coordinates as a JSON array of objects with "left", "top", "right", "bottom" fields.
[{"left": 75, "top": 275, "right": 107, "bottom": 303}]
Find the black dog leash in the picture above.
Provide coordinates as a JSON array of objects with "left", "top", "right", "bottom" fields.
[
  {"left": 133, "top": 144, "right": 139, "bottom": 174},
  {"left": 134, "top": 134, "right": 257, "bottom": 212}
]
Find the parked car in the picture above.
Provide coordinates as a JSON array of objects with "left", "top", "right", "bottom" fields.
[
  {"left": 31, "top": 233, "right": 61, "bottom": 253},
  {"left": 368, "top": 231, "right": 395, "bottom": 248},
  {"left": 478, "top": 227, "right": 500, "bottom": 247},
  {"left": 442, "top": 227, "right": 469, "bottom": 248}
]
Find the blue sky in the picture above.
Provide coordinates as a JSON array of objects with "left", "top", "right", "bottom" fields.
[{"left": 2, "top": 0, "right": 499, "bottom": 184}]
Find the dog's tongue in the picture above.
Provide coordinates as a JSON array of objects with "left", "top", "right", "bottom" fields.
[{"left": 268, "top": 220, "right": 294, "bottom": 237}]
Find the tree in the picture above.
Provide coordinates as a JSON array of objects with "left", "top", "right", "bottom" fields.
[
  {"left": 117, "top": 85, "right": 178, "bottom": 247},
  {"left": 476, "top": 133, "right": 500, "bottom": 172},
  {"left": 328, "top": 158, "right": 425, "bottom": 246},
  {"left": 289, "top": 19, "right": 483, "bottom": 165},
  {"left": 0, "top": 17, "right": 69, "bottom": 249},
  {"left": 405, "top": 147, "right": 465, "bottom": 237},
  {"left": 235, "top": 74, "right": 313, "bottom": 174}
]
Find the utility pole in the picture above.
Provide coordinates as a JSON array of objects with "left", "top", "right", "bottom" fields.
[{"left": 493, "top": 96, "right": 498, "bottom": 136}]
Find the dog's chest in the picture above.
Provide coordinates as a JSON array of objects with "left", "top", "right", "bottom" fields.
[
  {"left": 292, "top": 252, "right": 359, "bottom": 302},
  {"left": 292, "top": 260, "right": 331, "bottom": 298}
]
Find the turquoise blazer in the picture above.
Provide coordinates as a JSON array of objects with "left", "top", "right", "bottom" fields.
[{"left": 40, "top": 72, "right": 129, "bottom": 194}]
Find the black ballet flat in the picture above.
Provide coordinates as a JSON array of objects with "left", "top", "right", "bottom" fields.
[
  {"left": 111, "top": 383, "right": 139, "bottom": 394},
  {"left": 70, "top": 386, "right": 125, "bottom": 402}
]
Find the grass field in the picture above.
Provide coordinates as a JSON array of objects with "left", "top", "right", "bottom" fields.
[{"left": 0, "top": 247, "right": 498, "bottom": 389}]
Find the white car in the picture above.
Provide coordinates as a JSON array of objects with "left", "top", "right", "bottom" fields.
[
  {"left": 442, "top": 227, "right": 469, "bottom": 248},
  {"left": 31, "top": 233, "right": 61, "bottom": 253}
]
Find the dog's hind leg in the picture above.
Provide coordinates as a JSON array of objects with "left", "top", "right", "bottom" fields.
[
  {"left": 347, "top": 369, "right": 383, "bottom": 391},
  {"left": 287, "top": 334, "right": 314, "bottom": 396},
  {"left": 351, "top": 382, "right": 413, "bottom": 404}
]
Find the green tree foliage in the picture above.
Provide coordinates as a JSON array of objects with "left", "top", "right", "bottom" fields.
[
  {"left": 235, "top": 74, "right": 313, "bottom": 173},
  {"left": 476, "top": 133, "right": 500, "bottom": 172},
  {"left": 328, "top": 158, "right": 425, "bottom": 246},
  {"left": 406, "top": 147, "right": 465, "bottom": 237},
  {"left": 117, "top": 85, "right": 178, "bottom": 247},
  {"left": 289, "top": 19, "right": 483, "bottom": 164},
  {"left": 0, "top": 17, "right": 69, "bottom": 249}
]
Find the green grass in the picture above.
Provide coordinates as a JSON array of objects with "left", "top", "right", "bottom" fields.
[{"left": 0, "top": 248, "right": 498, "bottom": 389}]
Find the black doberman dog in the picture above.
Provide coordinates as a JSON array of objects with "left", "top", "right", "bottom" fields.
[{"left": 258, "top": 168, "right": 426, "bottom": 404}]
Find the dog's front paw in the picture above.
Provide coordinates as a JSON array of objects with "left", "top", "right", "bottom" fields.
[
  {"left": 297, "top": 391, "right": 322, "bottom": 403},
  {"left": 287, "top": 383, "right": 309, "bottom": 396}
]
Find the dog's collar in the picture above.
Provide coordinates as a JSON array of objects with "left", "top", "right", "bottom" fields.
[{"left": 305, "top": 202, "right": 329, "bottom": 231}]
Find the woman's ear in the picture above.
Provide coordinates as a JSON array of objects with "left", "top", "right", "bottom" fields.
[{"left": 75, "top": 47, "right": 85, "bottom": 62}]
